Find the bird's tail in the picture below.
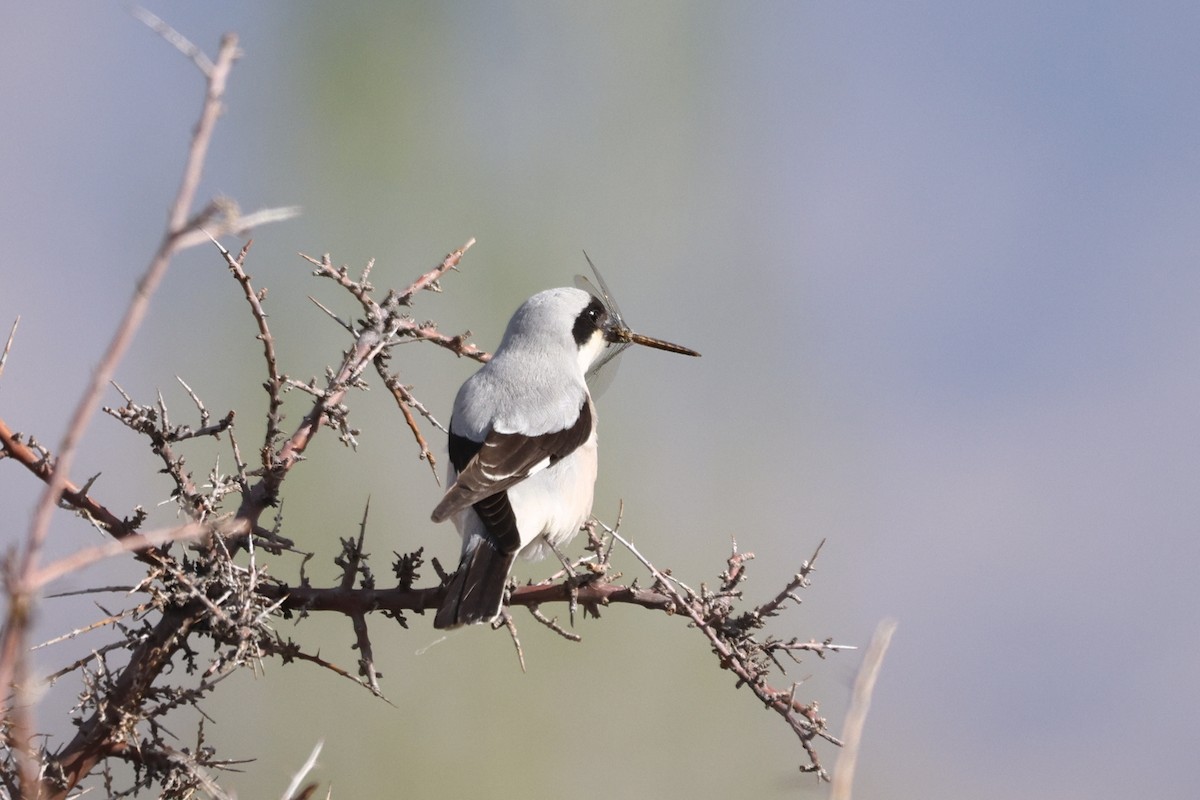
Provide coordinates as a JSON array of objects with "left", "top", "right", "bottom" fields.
[{"left": 434, "top": 537, "right": 517, "bottom": 629}]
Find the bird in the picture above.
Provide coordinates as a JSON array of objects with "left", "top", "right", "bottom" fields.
[{"left": 431, "top": 280, "right": 699, "bottom": 629}]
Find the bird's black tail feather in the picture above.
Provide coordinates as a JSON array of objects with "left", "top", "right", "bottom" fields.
[{"left": 434, "top": 538, "right": 517, "bottom": 629}]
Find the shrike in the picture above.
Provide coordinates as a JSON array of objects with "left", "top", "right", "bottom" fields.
[{"left": 432, "top": 275, "right": 699, "bottom": 629}]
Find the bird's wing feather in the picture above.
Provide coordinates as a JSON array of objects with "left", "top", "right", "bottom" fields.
[{"left": 430, "top": 400, "right": 593, "bottom": 538}]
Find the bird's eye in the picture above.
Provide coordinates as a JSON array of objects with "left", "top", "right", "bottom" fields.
[{"left": 572, "top": 298, "right": 608, "bottom": 346}]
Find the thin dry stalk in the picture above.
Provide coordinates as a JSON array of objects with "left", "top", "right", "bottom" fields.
[
  {"left": 0, "top": 317, "right": 17, "bottom": 381},
  {"left": 830, "top": 618, "right": 897, "bottom": 800}
]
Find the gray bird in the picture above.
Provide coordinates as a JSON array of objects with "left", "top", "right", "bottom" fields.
[{"left": 432, "top": 282, "right": 699, "bottom": 628}]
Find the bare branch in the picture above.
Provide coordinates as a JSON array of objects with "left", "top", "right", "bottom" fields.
[
  {"left": 308, "top": 296, "right": 354, "bottom": 333},
  {"left": 395, "top": 237, "right": 476, "bottom": 305},
  {"left": 301, "top": 243, "right": 490, "bottom": 364},
  {"left": 527, "top": 606, "right": 583, "bottom": 642},
  {"left": 33, "top": 603, "right": 150, "bottom": 653},
  {"left": 379, "top": 372, "right": 443, "bottom": 484},
  {"left": 604, "top": 526, "right": 842, "bottom": 775},
  {"left": 28, "top": 523, "right": 208, "bottom": 590},
  {"left": 0, "top": 418, "right": 149, "bottom": 546},
  {"left": 753, "top": 538, "right": 824, "bottom": 620},
  {"left": 336, "top": 502, "right": 386, "bottom": 698},
  {"left": 209, "top": 236, "right": 285, "bottom": 453},
  {"left": 500, "top": 611, "right": 527, "bottom": 673}
]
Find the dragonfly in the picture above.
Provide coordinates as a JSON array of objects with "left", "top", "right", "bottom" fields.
[{"left": 574, "top": 252, "right": 701, "bottom": 385}]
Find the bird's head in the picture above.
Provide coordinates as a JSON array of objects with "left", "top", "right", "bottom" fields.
[{"left": 497, "top": 286, "right": 699, "bottom": 380}]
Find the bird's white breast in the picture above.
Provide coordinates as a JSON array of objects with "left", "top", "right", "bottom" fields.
[{"left": 507, "top": 427, "right": 598, "bottom": 560}]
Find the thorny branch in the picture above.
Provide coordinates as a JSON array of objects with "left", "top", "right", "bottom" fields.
[
  {"left": 4, "top": 230, "right": 851, "bottom": 794},
  {"left": 0, "top": 19, "right": 289, "bottom": 799},
  {"left": 0, "top": 19, "right": 852, "bottom": 800},
  {"left": 604, "top": 527, "right": 849, "bottom": 776},
  {"left": 213, "top": 237, "right": 285, "bottom": 458},
  {"left": 3, "top": 239, "right": 850, "bottom": 794}
]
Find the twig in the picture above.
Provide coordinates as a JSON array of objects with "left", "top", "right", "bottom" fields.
[
  {"left": 129, "top": 6, "right": 215, "bottom": 75},
  {"left": 0, "top": 316, "right": 17, "bottom": 382},
  {"left": 0, "top": 418, "right": 146, "bottom": 545},
  {"left": 209, "top": 236, "right": 285, "bottom": 455},
  {"left": 176, "top": 376, "right": 211, "bottom": 427},
  {"left": 32, "top": 603, "right": 150, "bottom": 652},
  {"left": 41, "top": 637, "right": 141, "bottom": 686},
  {"left": 500, "top": 611, "right": 527, "bottom": 673},
  {"left": 339, "top": 502, "right": 386, "bottom": 698},
  {"left": 378, "top": 372, "right": 443, "bottom": 484},
  {"left": 102, "top": 384, "right": 225, "bottom": 516},
  {"left": 28, "top": 523, "right": 208, "bottom": 590},
  {"left": 301, "top": 241, "right": 489, "bottom": 364},
  {"left": 605, "top": 526, "right": 840, "bottom": 773},
  {"left": 395, "top": 237, "right": 476, "bottom": 305},
  {"left": 280, "top": 740, "right": 324, "bottom": 800},
  {"left": 229, "top": 327, "right": 382, "bottom": 537},
  {"left": 527, "top": 606, "right": 582, "bottom": 642},
  {"left": 772, "top": 638, "right": 857, "bottom": 656},
  {"left": 405, "top": 322, "right": 490, "bottom": 362},
  {"left": 308, "top": 296, "right": 354, "bottom": 333},
  {"left": 754, "top": 538, "right": 824, "bottom": 620},
  {"left": 268, "top": 635, "right": 386, "bottom": 698}
]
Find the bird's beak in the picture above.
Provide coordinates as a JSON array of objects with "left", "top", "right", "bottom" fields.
[{"left": 605, "top": 323, "right": 701, "bottom": 357}]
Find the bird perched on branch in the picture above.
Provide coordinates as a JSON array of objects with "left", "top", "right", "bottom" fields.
[{"left": 432, "top": 272, "right": 698, "bottom": 629}]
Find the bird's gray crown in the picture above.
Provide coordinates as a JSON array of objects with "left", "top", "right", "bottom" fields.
[{"left": 497, "top": 287, "right": 608, "bottom": 356}]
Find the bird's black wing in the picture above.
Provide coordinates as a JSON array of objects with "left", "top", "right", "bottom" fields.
[{"left": 430, "top": 399, "right": 593, "bottom": 553}]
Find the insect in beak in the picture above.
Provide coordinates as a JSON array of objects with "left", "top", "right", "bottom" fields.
[
  {"left": 604, "top": 322, "right": 701, "bottom": 357},
  {"left": 577, "top": 252, "right": 701, "bottom": 369}
]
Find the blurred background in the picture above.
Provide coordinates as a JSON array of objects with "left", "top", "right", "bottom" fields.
[{"left": 3, "top": 2, "right": 1198, "bottom": 798}]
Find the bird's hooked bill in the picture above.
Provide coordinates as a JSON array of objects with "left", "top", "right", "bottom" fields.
[{"left": 605, "top": 323, "right": 701, "bottom": 357}]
